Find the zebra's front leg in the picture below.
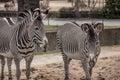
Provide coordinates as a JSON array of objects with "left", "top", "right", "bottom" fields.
[
  {"left": 0, "top": 56, "right": 5, "bottom": 80},
  {"left": 25, "top": 55, "right": 34, "bottom": 80},
  {"left": 14, "top": 59, "right": 21, "bottom": 80},
  {"left": 7, "top": 58, "right": 13, "bottom": 80},
  {"left": 81, "top": 60, "right": 91, "bottom": 80},
  {"left": 62, "top": 53, "right": 71, "bottom": 80}
]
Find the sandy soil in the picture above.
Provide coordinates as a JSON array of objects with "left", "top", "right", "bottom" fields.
[
  {"left": 3, "top": 55, "right": 120, "bottom": 80},
  {"left": 2, "top": 46, "right": 120, "bottom": 80}
]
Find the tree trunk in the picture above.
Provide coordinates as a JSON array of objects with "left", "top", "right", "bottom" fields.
[
  {"left": 17, "top": 0, "right": 40, "bottom": 21},
  {"left": 17, "top": 0, "right": 40, "bottom": 13},
  {"left": 40, "top": 0, "right": 49, "bottom": 10},
  {"left": 88, "top": 0, "right": 90, "bottom": 7},
  {"left": 74, "top": 0, "right": 80, "bottom": 18}
]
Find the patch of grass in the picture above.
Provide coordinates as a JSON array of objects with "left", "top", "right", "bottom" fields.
[
  {"left": 45, "top": 25, "right": 60, "bottom": 31},
  {"left": 104, "top": 26, "right": 120, "bottom": 29},
  {"left": 44, "top": 25, "right": 120, "bottom": 31}
]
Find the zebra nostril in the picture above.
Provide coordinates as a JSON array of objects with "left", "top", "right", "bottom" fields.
[
  {"left": 33, "top": 39, "right": 37, "bottom": 43},
  {"left": 89, "top": 58, "right": 95, "bottom": 68}
]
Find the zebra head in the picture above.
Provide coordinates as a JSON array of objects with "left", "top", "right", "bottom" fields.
[
  {"left": 18, "top": 8, "right": 40, "bottom": 25},
  {"left": 81, "top": 23, "right": 104, "bottom": 67},
  {"left": 17, "top": 8, "right": 48, "bottom": 51},
  {"left": 27, "top": 8, "right": 48, "bottom": 49}
]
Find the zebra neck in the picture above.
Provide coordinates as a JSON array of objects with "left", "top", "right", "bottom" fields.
[
  {"left": 17, "top": 33, "right": 31, "bottom": 48},
  {"left": 17, "top": 35, "right": 35, "bottom": 55},
  {"left": 16, "top": 28, "right": 35, "bottom": 55}
]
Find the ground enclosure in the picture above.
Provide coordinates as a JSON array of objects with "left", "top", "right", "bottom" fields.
[{"left": 3, "top": 46, "right": 120, "bottom": 80}]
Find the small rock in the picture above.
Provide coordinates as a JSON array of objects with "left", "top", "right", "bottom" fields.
[
  {"left": 101, "top": 57, "right": 108, "bottom": 60},
  {"left": 97, "top": 77, "right": 105, "bottom": 80},
  {"left": 40, "top": 74, "right": 44, "bottom": 78},
  {"left": 80, "top": 76, "right": 86, "bottom": 80},
  {"left": 97, "top": 73, "right": 105, "bottom": 80},
  {"left": 55, "top": 65, "right": 62, "bottom": 68},
  {"left": 31, "top": 67, "right": 38, "bottom": 72}
]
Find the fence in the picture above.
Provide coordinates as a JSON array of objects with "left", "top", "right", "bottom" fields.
[
  {"left": 0, "top": 0, "right": 106, "bottom": 17},
  {"left": 46, "top": 28, "right": 120, "bottom": 51},
  {"left": 0, "top": 0, "right": 120, "bottom": 21},
  {"left": 0, "top": 0, "right": 39, "bottom": 17}
]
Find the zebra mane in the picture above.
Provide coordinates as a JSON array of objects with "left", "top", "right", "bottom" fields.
[
  {"left": 16, "top": 9, "right": 33, "bottom": 39},
  {"left": 71, "top": 22, "right": 81, "bottom": 27},
  {"left": 88, "top": 26, "right": 96, "bottom": 41},
  {"left": 18, "top": 9, "right": 32, "bottom": 20},
  {"left": 0, "top": 18, "right": 11, "bottom": 28}
]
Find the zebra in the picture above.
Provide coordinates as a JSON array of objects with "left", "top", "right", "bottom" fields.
[
  {"left": 0, "top": 8, "right": 48, "bottom": 80},
  {"left": 56, "top": 22, "right": 104, "bottom": 80},
  {"left": 0, "top": 17, "right": 15, "bottom": 80}
]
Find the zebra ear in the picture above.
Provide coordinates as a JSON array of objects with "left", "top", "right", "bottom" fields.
[
  {"left": 81, "top": 23, "right": 90, "bottom": 33},
  {"left": 33, "top": 8, "right": 41, "bottom": 20},
  {"left": 41, "top": 8, "right": 49, "bottom": 15},
  {"left": 33, "top": 8, "right": 49, "bottom": 20},
  {"left": 94, "top": 23, "right": 104, "bottom": 33},
  {"left": 40, "top": 8, "right": 49, "bottom": 19}
]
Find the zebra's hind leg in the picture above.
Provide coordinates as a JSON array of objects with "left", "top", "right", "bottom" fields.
[
  {"left": 25, "top": 55, "right": 34, "bottom": 80},
  {"left": 0, "top": 56, "right": 5, "bottom": 80},
  {"left": 14, "top": 59, "right": 21, "bottom": 80},
  {"left": 7, "top": 58, "right": 13, "bottom": 80},
  {"left": 81, "top": 60, "right": 91, "bottom": 80},
  {"left": 62, "top": 53, "right": 72, "bottom": 80}
]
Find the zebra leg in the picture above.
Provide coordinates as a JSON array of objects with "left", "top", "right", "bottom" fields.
[
  {"left": 0, "top": 56, "right": 5, "bottom": 80},
  {"left": 81, "top": 60, "right": 91, "bottom": 80},
  {"left": 25, "top": 55, "right": 34, "bottom": 80},
  {"left": 62, "top": 53, "right": 71, "bottom": 80},
  {"left": 7, "top": 58, "right": 13, "bottom": 80},
  {"left": 14, "top": 59, "right": 21, "bottom": 80}
]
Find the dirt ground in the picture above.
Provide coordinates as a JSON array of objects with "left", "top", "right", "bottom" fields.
[
  {"left": 3, "top": 54, "right": 120, "bottom": 80},
  {"left": 3, "top": 46, "right": 120, "bottom": 80}
]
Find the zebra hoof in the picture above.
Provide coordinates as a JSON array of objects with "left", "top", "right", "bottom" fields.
[
  {"left": 9, "top": 77, "right": 12, "bottom": 80},
  {"left": 64, "top": 77, "right": 70, "bottom": 80}
]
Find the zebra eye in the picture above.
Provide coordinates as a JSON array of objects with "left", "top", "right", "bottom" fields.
[
  {"left": 96, "top": 41, "right": 99, "bottom": 45},
  {"left": 35, "top": 27, "right": 39, "bottom": 30}
]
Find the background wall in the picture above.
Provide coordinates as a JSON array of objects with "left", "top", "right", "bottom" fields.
[{"left": 46, "top": 28, "right": 120, "bottom": 51}]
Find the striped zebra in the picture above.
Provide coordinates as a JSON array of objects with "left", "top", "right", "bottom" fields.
[
  {"left": 0, "top": 18, "right": 15, "bottom": 80},
  {"left": 0, "top": 8, "right": 48, "bottom": 80},
  {"left": 56, "top": 22, "right": 104, "bottom": 80},
  {"left": 0, "top": 17, "right": 15, "bottom": 80}
]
